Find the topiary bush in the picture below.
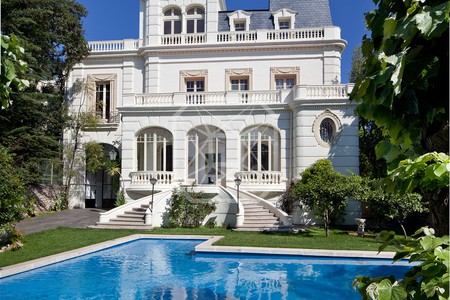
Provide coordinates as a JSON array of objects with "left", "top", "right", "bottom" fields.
[{"left": 168, "top": 187, "right": 216, "bottom": 228}]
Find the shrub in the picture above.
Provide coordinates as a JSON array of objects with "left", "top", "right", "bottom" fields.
[
  {"left": 168, "top": 187, "right": 216, "bottom": 228},
  {"left": 277, "top": 182, "right": 296, "bottom": 215},
  {"left": 114, "top": 190, "right": 126, "bottom": 207},
  {"left": 52, "top": 192, "right": 68, "bottom": 211},
  {"left": 0, "top": 146, "right": 28, "bottom": 226},
  {"left": 353, "top": 227, "right": 449, "bottom": 300},
  {"left": 0, "top": 224, "right": 23, "bottom": 250}
]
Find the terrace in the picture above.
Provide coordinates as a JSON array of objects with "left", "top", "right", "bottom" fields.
[{"left": 87, "top": 26, "right": 341, "bottom": 52}]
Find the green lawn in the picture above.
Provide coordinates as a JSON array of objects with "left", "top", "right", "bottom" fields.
[{"left": 0, "top": 227, "right": 395, "bottom": 268}]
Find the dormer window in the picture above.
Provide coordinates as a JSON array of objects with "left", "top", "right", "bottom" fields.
[
  {"left": 186, "top": 7, "right": 205, "bottom": 33},
  {"left": 272, "top": 9, "right": 297, "bottom": 30},
  {"left": 163, "top": 8, "right": 182, "bottom": 34},
  {"left": 228, "top": 10, "right": 252, "bottom": 31}
]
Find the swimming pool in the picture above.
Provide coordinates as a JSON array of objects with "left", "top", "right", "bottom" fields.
[{"left": 0, "top": 238, "right": 410, "bottom": 299}]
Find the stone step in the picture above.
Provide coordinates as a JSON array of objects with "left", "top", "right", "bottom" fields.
[
  {"left": 243, "top": 220, "right": 278, "bottom": 224},
  {"left": 122, "top": 210, "right": 146, "bottom": 216},
  {"left": 109, "top": 218, "right": 145, "bottom": 223},
  {"left": 92, "top": 223, "right": 152, "bottom": 230},
  {"left": 234, "top": 225, "right": 282, "bottom": 231},
  {"left": 243, "top": 207, "right": 271, "bottom": 212},
  {"left": 132, "top": 207, "right": 147, "bottom": 212},
  {"left": 244, "top": 216, "right": 278, "bottom": 221},
  {"left": 116, "top": 214, "right": 145, "bottom": 220}
]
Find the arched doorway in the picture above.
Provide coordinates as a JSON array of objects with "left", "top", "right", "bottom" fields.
[
  {"left": 187, "top": 125, "right": 226, "bottom": 185},
  {"left": 85, "top": 143, "right": 118, "bottom": 209}
]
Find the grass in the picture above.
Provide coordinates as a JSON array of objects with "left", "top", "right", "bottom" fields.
[{"left": 0, "top": 226, "right": 399, "bottom": 268}]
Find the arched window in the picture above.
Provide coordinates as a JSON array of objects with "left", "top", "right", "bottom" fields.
[
  {"left": 241, "top": 125, "right": 280, "bottom": 172},
  {"left": 163, "top": 7, "right": 182, "bottom": 34},
  {"left": 137, "top": 128, "right": 173, "bottom": 172},
  {"left": 187, "top": 125, "right": 226, "bottom": 185},
  {"left": 186, "top": 7, "right": 205, "bottom": 33}
]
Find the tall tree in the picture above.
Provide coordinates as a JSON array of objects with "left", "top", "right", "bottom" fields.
[
  {"left": 350, "top": 45, "right": 388, "bottom": 179},
  {"left": 350, "top": 0, "right": 449, "bottom": 235},
  {"left": 0, "top": 34, "right": 29, "bottom": 109},
  {"left": 1, "top": 0, "right": 89, "bottom": 91}
]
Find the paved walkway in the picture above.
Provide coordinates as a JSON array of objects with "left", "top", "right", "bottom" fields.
[{"left": 15, "top": 209, "right": 105, "bottom": 235}]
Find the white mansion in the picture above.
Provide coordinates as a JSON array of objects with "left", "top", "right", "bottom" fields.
[{"left": 65, "top": 0, "right": 359, "bottom": 229}]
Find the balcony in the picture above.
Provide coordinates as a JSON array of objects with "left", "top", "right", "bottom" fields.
[
  {"left": 129, "top": 171, "right": 174, "bottom": 187},
  {"left": 131, "top": 85, "right": 353, "bottom": 108},
  {"left": 134, "top": 90, "right": 283, "bottom": 106},
  {"left": 88, "top": 26, "right": 340, "bottom": 52},
  {"left": 235, "top": 171, "right": 286, "bottom": 191}
]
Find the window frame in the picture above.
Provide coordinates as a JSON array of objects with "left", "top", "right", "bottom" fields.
[
  {"left": 87, "top": 74, "right": 117, "bottom": 124},
  {"left": 225, "top": 68, "right": 253, "bottom": 91},
  {"left": 227, "top": 10, "right": 252, "bottom": 31},
  {"left": 313, "top": 110, "right": 342, "bottom": 147},
  {"left": 270, "top": 67, "right": 300, "bottom": 90},
  {"left": 163, "top": 7, "right": 182, "bottom": 35},
  {"left": 186, "top": 6, "right": 205, "bottom": 34}
]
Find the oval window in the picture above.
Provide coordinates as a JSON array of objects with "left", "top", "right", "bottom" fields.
[{"left": 319, "top": 118, "right": 335, "bottom": 144}]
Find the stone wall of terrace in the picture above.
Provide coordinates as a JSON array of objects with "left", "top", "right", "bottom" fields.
[{"left": 88, "top": 27, "right": 340, "bottom": 52}]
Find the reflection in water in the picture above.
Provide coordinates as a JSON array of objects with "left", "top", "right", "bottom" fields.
[{"left": 0, "top": 239, "right": 411, "bottom": 300}]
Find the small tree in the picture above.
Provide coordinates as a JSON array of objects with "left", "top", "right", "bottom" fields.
[
  {"left": 352, "top": 176, "right": 427, "bottom": 237},
  {"left": 292, "top": 159, "right": 353, "bottom": 237}
]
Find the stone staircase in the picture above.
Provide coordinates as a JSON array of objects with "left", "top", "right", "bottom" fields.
[
  {"left": 233, "top": 191, "right": 286, "bottom": 232},
  {"left": 93, "top": 203, "right": 153, "bottom": 230}
]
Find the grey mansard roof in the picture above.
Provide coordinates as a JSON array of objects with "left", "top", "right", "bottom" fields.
[{"left": 218, "top": 0, "right": 333, "bottom": 31}]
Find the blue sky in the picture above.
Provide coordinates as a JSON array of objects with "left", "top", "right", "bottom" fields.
[{"left": 78, "top": 0, "right": 375, "bottom": 83}]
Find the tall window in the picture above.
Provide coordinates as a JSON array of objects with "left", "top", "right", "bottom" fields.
[
  {"left": 95, "top": 82, "right": 111, "bottom": 120},
  {"left": 137, "top": 128, "right": 173, "bottom": 172},
  {"left": 241, "top": 126, "right": 280, "bottom": 172},
  {"left": 164, "top": 8, "right": 182, "bottom": 34},
  {"left": 186, "top": 7, "right": 205, "bottom": 33},
  {"left": 187, "top": 126, "right": 226, "bottom": 185}
]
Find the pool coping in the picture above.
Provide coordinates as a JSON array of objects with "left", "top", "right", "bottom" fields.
[{"left": 0, "top": 234, "right": 397, "bottom": 279}]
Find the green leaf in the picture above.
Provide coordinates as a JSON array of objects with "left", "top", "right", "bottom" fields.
[
  {"left": 433, "top": 163, "right": 448, "bottom": 177},
  {"left": 378, "top": 279, "right": 407, "bottom": 300},
  {"left": 376, "top": 141, "right": 402, "bottom": 163},
  {"left": 415, "top": 10, "right": 433, "bottom": 36}
]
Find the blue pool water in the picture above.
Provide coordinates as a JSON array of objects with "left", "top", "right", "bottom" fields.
[{"left": 0, "top": 239, "right": 411, "bottom": 299}]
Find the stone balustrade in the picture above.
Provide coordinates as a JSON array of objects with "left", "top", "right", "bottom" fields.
[
  {"left": 294, "top": 84, "right": 354, "bottom": 100},
  {"left": 87, "top": 26, "right": 338, "bottom": 52},
  {"left": 133, "top": 85, "right": 352, "bottom": 107},
  {"left": 235, "top": 171, "right": 285, "bottom": 185},
  {"left": 88, "top": 39, "right": 141, "bottom": 52},
  {"left": 129, "top": 171, "right": 174, "bottom": 186},
  {"left": 134, "top": 90, "right": 283, "bottom": 106}
]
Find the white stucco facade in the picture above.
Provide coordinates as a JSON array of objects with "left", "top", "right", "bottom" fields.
[{"left": 65, "top": 0, "right": 359, "bottom": 225}]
